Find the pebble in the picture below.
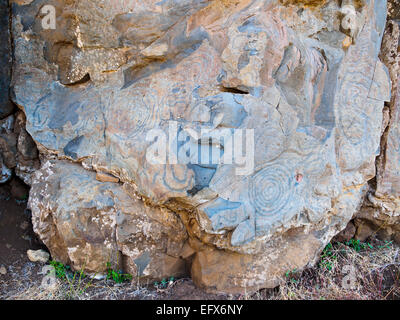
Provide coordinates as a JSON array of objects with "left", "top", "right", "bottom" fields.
[
  {"left": 0, "top": 266, "right": 7, "bottom": 275},
  {"left": 27, "top": 249, "right": 50, "bottom": 263}
]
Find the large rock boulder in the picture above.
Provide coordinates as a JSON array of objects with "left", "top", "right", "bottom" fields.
[
  {"left": 354, "top": 0, "right": 400, "bottom": 242},
  {"left": 29, "top": 160, "right": 188, "bottom": 277},
  {"left": 11, "top": 0, "right": 393, "bottom": 292}
]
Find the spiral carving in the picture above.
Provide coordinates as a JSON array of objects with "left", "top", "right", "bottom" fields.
[
  {"left": 335, "top": 22, "right": 384, "bottom": 170},
  {"left": 249, "top": 164, "right": 295, "bottom": 218},
  {"left": 108, "top": 85, "right": 159, "bottom": 141}
]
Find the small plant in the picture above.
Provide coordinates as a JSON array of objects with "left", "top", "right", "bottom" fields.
[
  {"left": 285, "top": 269, "right": 298, "bottom": 284},
  {"left": 65, "top": 267, "right": 90, "bottom": 298},
  {"left": 346, "top": 239, "right": 363, "bottom": 251},
  {"left": 319, "top": 243, "right": 337, "bottom": 271},
  {"left": 378, "top": 240, "right": 393, "bottom": 250},
  {"left": 106, "top": 262, "right": 132, "bottom": 284},
  {"left": 345, "top": 239, "right": 374, "bottom": 252},
  {"left": 49, "top": 260, "right": 70, "bottom": 279},
  {"left": 154, "top": 277, "right": 176, "bottom": 289},
  {"left": 48, "top": 260, "right": 94, "bottom": 299}
]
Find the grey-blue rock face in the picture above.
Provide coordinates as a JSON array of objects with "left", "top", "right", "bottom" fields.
[
  {"left": 12, "top": 0, "right": 395, "bottom": 292},
  {"left": 352, "top": 1, "right": 400, "bottom": 244}
]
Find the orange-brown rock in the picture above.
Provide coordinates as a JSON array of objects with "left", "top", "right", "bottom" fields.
[{"left": 96, "top": 172, "right": 119, "bottom": 183}]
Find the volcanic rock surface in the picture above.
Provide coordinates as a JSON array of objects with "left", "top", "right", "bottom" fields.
[{"left": 7, "top": 0, "right": 399, "bottom": 292}]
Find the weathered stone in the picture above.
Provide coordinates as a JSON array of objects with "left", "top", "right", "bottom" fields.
[
  {"left": 17, "top": 128, "right": 38, "bottom": 160},
  {"left": 0, "top": 134, "right": 17, "bottom": 169},
  {"left": 13, "top": 112, "right": 40, "bottom": 185},
  {"left": 27, "top": 249, "right": 50, "bottom": 263},
  {"left": 0, "top": 114, "right": 17, "bottom": 172},
  {"left": 12, "top": 0, "right": 393, "bottom": 292},
  {"left": 332, "top": 220, "right": 356, "bottom": 243},
  {"left": 191, "top": 229, "right": 322, "bottom": 293},
  {"left": 354, "top": 218, "right": 376, "bottom": 242},
  {"left": 0, "top": 109, "right": 40, "bottom": 185},
  {"left": 0, "top": 266, "right": 7, "bottom": 275},
  {"left": 0, "top": 114, "right": 14, "bottom": 133},
  {"left": 15, "top": 156, "right": 40, "bottom": 185},
  {"left": 29, "top": 160, "right": 188, "bottom": 277},
  {"left": 0, "top": 154, "right": 12, "bottom": 183},
  {"left": 387, "top": 0, "right": 400, "bottom": 20},
  {"left": 354, "top": 0, "right": 400, "bottom": 244},
  {"left": 96, "top": 172, "right": 119, "bottom": 183}
]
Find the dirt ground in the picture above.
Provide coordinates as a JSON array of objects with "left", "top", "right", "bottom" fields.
[{"left": 1, "top": 181, "right": 400, "bottom": 300}]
